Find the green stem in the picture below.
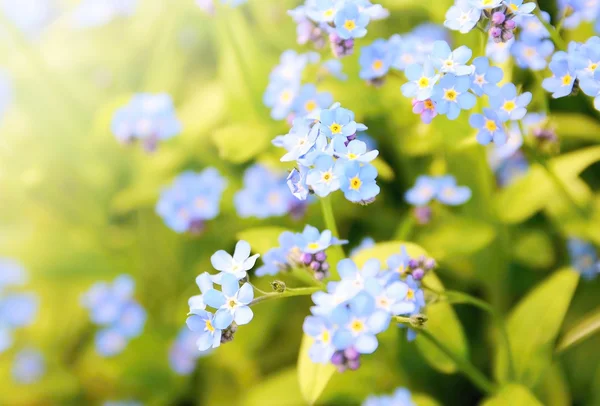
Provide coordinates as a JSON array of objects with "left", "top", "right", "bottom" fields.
[
  {"left": 320, "top": 196, "right": 345, "bottom": 266},
  {"left": 532, "top": 3, "right": 567, "bottom": 52},
  {"left": 442, "top": 290, "right": 516, "bottom": 381},
  {"left": 249, "top": 287, "right": 321, "bottom": 306},
  {"left": 419, "top": 328, "right": 497, "bottom": 395}
]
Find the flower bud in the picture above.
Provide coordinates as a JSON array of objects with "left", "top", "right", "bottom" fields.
[
  {"left": 315, "top": 251, "right": 327, "bottom": 262},
  {"left": 491, "top": 11, "right": 505, "bottom": 24},
  {"left": 271, "top": 280, "right": 286, "bottom": 293},
  {"left": 310, "top": 261, "right": 321, "bottom": 271},
  {"left": 301, "top": 252, "right": 313, "bottom": 265},
  {"left": 504, "top": 19, "right": 516, "bottom": 29}
]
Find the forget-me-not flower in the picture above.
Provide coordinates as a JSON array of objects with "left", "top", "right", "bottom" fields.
[
  {"left": 469, "top": 108, "right": 507, "bottom": 145},
  {"left": 489, "top": 83, "right": 532, "bottom": 121},
  {"left": 431, "top": 74, "right": 476, "bottom": 120},
  {"left": 210, "top": 240, "right": 260, "bottom": 283}
]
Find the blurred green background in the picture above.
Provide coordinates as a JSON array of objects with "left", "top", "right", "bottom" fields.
[{"left": 1, "top": 0, "right": 600, "bottom": 405}]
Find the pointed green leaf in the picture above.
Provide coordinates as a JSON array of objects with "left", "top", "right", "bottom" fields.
[
  {"left": 495, "top": 269, "right": 580, "bottom": 386},
  {"left": 556, "top": 306, "right": 600, "bottom": 353},
  {"left": 481, "top": 384, "right": 543, "bottom": 406},
  {"left": 297, "top": 335, "right": 336, "bottom": 405}
]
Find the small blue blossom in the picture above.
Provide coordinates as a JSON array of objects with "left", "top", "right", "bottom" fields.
[
  {"left": 567, "top": 238, "right": 599, "bottom": 280},
  {"left": 470, "top": 56, "right": 503, "bottom": 96},
  {"left": 303, "top": 315, "right": 337, "bottom": 363},
  {"left": 444, "top": 3, "right": 481, "bottom": 34},
  {"left": 188, "top": 272, "right": 213, "bottom": 311},
  {"left": 469, "top": 108, "right": 507, "bottom": 145},
  {"left": 469, "top": 0, "right": 502, "bottom": 9},
  {"left": 580, "top": 71, "right": 600, "bottom": 110},
  {"left": 307, "top": 154, "right": 342, "bottom": 197},
  {"left": 95, "top": 328, "right": 128, "bottom": 357},
  {"left": 489, "top": 83, "right": 532, "bottom": 121},
  {"left": 405, "top": 176, "right": 439, "bottom": 206},
  {"left": 334, "top": 4, "right": 370, "bottom": 40},
  {"left": 333, "top": 137, "right": 378, "bottom": 162},
  {"left": 405, "top": 175, "right": 472, "bottom": 206},
  {"left": 504, "top": 0, "right": 536, "bottom": 15},
  {"left": 156, "top": 168, "right": 227, "bottom": 234},
  {"left": 359, "top": 39, "right": 393, "bottom": 80},
  {"left": 292, "top": 84, "right": 334, "bottom": 117},
  {"left": 436, "top": 175, "right": 473, "bottom": 205},
  {"left": 1, "top": 0, "right": 54, "bottom": 38},
  {"left": 320, "top": 106, "right": 364, "bottom": 139},
  {"left": 12, "top": 348, "right": 45, "bottom": 384},
  {"left": 431, "top": 41, "right": 473, "bottom": 76},
  {"left": 280, "top": 119, "right": 322, "bottom": 162},
  {"left": 0, "top": 258, "right": 27, "bottom": 291},
  {"left": 431, "top": 74, "right": 476, "bottom": 120},
  {"left": 512, "top": 35, "right": 554, "bottom": 71},
  {"left": 338, "top": 161, "right": 380, "bottom": 204},
  {"left": 486, "top": 37, "right": 514, "bottom": 63},
  {"left": 203, "top": 273, "right": 254, "bottom": 329},
  {"left": 362, "top": 387, "right": 415, "bottom": 406},
  {"left": 542, "top": 59, "right": 577, "bottom": 98},
  {"left": 306, "top": 0, "right": 337, "bottom": 23},
  {"left": 402, "top": 61, "right": 438, "bottom": 101},
  {"left": 301, "top": 225, "right": 347, "bottom": 253},
  {"left": 320, "top": 59, "right": 348, "bottom": 80},
  {"left": 210, "top": 240, "right": 260, "bottom": 283},
  {"left": 287, "top": 165, "right": 311, "bottom": 201},
  {"left": 263, "top": 78, "right": 300, "bottom": 120},
  {"left": 516, "top": 12, "right": 549, "bottom": 39},
  {"left": 389, "top": 34, "right": 420, "bottom": 71},
  {"left": 186, "top": 309, "right": 222, "bottom": 351},
  {"left": 255, "top": 231, "right": 306, "bottom": 276},
  {"left": 387, "top": 246, "right": 411, "bottom": 277},
  {"left": 169, "top": 327, "right": 211, "bottom": 376}
]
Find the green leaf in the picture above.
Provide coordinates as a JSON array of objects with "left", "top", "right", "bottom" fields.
[
  {"left": 481, "top": 384, "right": 543, "bottom": 406},
  {"left": 212, "top": 122, "right": 270, "bottom": 163},
  {"left": 413, "top": 393, "right": 443, "bottom": 406},
  {"left": 237, "top": 226, "right": 287, "bottom": 254},
  {"left": 297, "top": 335, "right": 336, "bottom": 405},
  {"left": 242, "top": 368, "right": 303, "bottom": 406},
  {"left": 553, "top": 113, "right": 600, "bottom": 142},
  {"left": 535, "top": 363, "right": 571, "bottom": 406},
  {"left": 372, "top": 157, "right": 395, "bottom": 181},
  {"left": 495, "top": 269, "right": 580, "bottom": 387},
  {"left": 351, "top": 241, "right": 428, "bottom": 266},
  {"left": 556, "top": 306, "right": 600, "bottom": 353},
  {"left": 415, "top": 272, "right": 469, "bottom": 374},
  {"left": 511, "top": 229, "right": 556, "bottom": 269}
]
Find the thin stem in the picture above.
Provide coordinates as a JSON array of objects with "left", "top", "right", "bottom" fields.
[
  {"left": 392, "top": 315, "right": 413, "bottom": 325},
  {"left": 532, "top": 3, "right": 567, "bottom": 52},
  {"left": 248, "top": 282, "right": 269, "bottom": 295},
  {"left": 320, "top": 196, "right": 345, "bottom": 266},
  {"left": 249, "top": 287, "right": 321, "bottom": 306},
  {"left": 419, "top": 328, "right": 497, "bottom": 395}
]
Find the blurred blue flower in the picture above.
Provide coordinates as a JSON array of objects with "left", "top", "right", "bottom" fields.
[
  {"left": 444, "top": 2, "right": 481, "bottom": 34},
  {"left": 489, "top": 83, "right": 532, "bottom": 121},
  {"left": 320, "top": 59, "right": 348, "bottom": 80},
  {"left": 436, "top": 175, "right": 473, "bottom": 205},
  {"left": 334, "top": 4, "right": 369, "bottom": 40},
  {"left": 0, "top": 258, "right": 27, "bottom": 291},
  {"left": 156, "top": 168, "right": 227, "bottom": 234},
  {"left": 203, "top": 273, "right": 254, "bottom": 329},
  {"left": 292, "top": 84, "right": 333, "bottom": 117},
  {"left": 431, "top": 74, "right": 476, "bottom": 120},
  {"left": 96, "top": 328, "right": 128, "bottom": 357},
  {"left": 71, "top": 0, "right": 137, "bottom": 29},
  {"left": 255, "top": 231, "right": 305, "bottom": 276},
  {"left": 186, "top": 309, "right": 222, "bottom": 351},
  {"left": 402, "top": 61, "right": 438, "bottom": 101},
  {"left": 431, "top": 41, "right": 473, "bottom": 76},
  {"left": 469, "top": 0, "right": 502, "bottom": 9},
  {"left": 567, "top": 238, "right": 599, "bottom": 280},
  {"left": 469, "top": 108, "right": 507, "bottom": 145},
  {"left": 359, "top": 39, "right": 393, "bottom": 80},
  {"left": 169, "top": 327, "right": 211, "bottom": 376},
  {"left": 512, "top": 35, "right": 554, "bottom": 71},
  {"left": 363, "top": 387, "right": 415, "bottom": 406},
  {"left": 405, "top": 175, "right": 471, "bottom": 206},
  {"left": 505, "top": 0, "right": 536, "bottom": 15},
  {"left": 0, "top": 293, "right": 38, "bottom": 328},
  {"left": 405, "top": 176, "right": 439, "bottom": 206},
  {"left": 470, "top": 56, "right": 503, "bottom": 96},
  {"left": 486, "top": 37, "right": 514, "bottom": 63},
  {"left": 542, "top": 59, "right": 577, "bottom": 98},
  {"left": 306, "top": 0, "right": 337, "bottom": 23},
  {"left": 111, "top": 93, "right": 181, "bottom": 151},
  {"left": 12, "top": 348, "right": 45, "bottom": 384},
  {"left": 210, "top": 240, "right": 260, "bottom": 283},
  {"left": 580, "top": 71, "right": 600, "bottom": 110},
  {"left": 263, "top": 78, "right": 300, "bottom": 120},
  {"left": 303, "top": 315, "right": 337, "bottom": 363},
  {"left": 338, "top": 161, "right": 380, "bottom": 204}
]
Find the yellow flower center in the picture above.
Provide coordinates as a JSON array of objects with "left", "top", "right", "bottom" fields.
[
  {"left": 509, "top": 3, "right": 518, "bottom": 11},
  {"left": 444, "top": 89, "right": 458, "bottom": 101},
  {"left": 351, "top": 320, "right": 364, "bottom": 333},
  {"left": 372, "top": 59, "right": 384, "bottom": 71},
  {"left": 424, "top": 99, "right": 434, "bottom": 110},
  {"left": 304, "top": 100, "right": 317, "bottom": 112},
  {"left": 482, "top": 0, "right": 493, "bottom": 5},
  {"left": 195, "top": 198, "right": 207, "bottom": 209},
  {"left": 589, "top": 63, "right": 598, "bottom": 71},
  {"left": 485, "top": 119, "right": 498, "bottom": 132},
  {"left": 349, "top": 176, "right": 362, "bottom": 190},
  {"left": 329, "top": 123, "right": 342, "bottom": 134},
  {"left": 418, "top": 77, "right": 430, "bottom": 88},
  {"left": 308, "top": 242, "right": 320, "bottom": 250},
  {"left": 280, "top": 90, "right": 292, "bottom": 103},
  {"left": 444, "top": 59, "right": 454, "bottom": 68},
  {"left": 378, "top": 297, "right": 389, "bottom": 307},
  {"left": 205, "top": 319, "right": 215, "bottom": 333},
  {"left": 267, "top": 192, "right": 280, "bottom": 204},
  {"left": 228, "top": 299, "right": 236, "bottom": 308},
  {"left": 562, "top": 74, "right": 572, "bottom": 86},
  {"left": 344, "top": 19, "right": 356, "bottom": 31},
  {"left": 524, "top": 48, "right": 535, "bottom": 58},
  {"left": 406, "top": 289, "right": 415, "bottom": 300},
  {"left": 324, "top": 8, "right": 334, "bottom": 18},
  {"left": 322, "top": 330, "right": 330, "bottom": 343},
  {"left": 347, "top": 152, "right": 357, "bottom": 160},
  {"left": 503, "top": 100, "right": 516, "bottom": 112},
  {"left": 321, "top": 171, "right": 333, "bottom": 182}
]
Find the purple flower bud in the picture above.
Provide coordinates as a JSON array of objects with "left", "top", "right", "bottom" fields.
[
  {"left": 408, "top": 259, "right": 419, "bottom": 269},
  {"left": 504, "top": 19, "right": 516, "bottom": 29},
  {"left": 347, "top": 358, "right": 361, "bottom": 370},
  {"left": 320, "top": 262, "right": 330, "bottom": 271},
  {"left": 501, "top": 30, "right": 514, "bottom": 42},
  {"left": 489, "top": 26, "right": 502, "bottom": 38},
  {"left": 344, "top": 347, "right": 359, "bottom": 360},
  {"left": 315, "top": 251, "right": 327, "bottom": 262},
  {"left": 424, "top": 258, "right": 436, "bottom": 270},
  {"left": 310, "top": 261, "right": 321, "bottom": 271},
  {"left": 491, "top": 12, "right": 505, "bottom": 24},
  {"left": 314, "top": 271, "right": 326, "bottom": 281},
  {"left": 412, "top": 268, "right": 425, "bottom": 280},
  {"left": 414, "top": 206, "right": 432, "bottom": 225},
  {"left": 301, "top": 252, "right": 313, "bottom": 265},
  {"left": 331, "top": 351, "right": 345, "bottom": 365}
]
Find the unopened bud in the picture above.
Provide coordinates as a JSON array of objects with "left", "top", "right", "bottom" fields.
[
  {"left": 410, "top": 314, "right": 428, "bottom": 328},
  {"left": 271, "top": 280, "right": 286, "bottom": 292}
]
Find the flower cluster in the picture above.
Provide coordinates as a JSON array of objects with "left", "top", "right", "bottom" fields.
[
  {"left": 405, "top": 175, "right": 472, "bottom": 207},
  {"left": 567, "top": 238, "right": 600, "bottom": 280},
  {"left": 543, "top": 37, "right": 600, "bottom": 111},
  {"left": 156, "top": 168, "right": 227, "bottom": 234},
  {"left": 186, "top": 241, "right": 260, "bottom": 351},
  {"left": 12, "top": 348, "right": 45, "bottom": 384},
  {"left": 444, "top": 0, "right": 536, "bottom": 43},
  {"left": 288, "top": 0, "right": 389, "bottom": 57},
  {"left": 358, "top": 24, "right": 449, "bottom": 86},
  {"left": 169, "top": 327, "right": 210, "bottom": 375},
  {"left": 303, "top": 246, "right": 433, "bottom": 371},
  {"left": 71, "top": 0, "right": 137, "bottom": 29},
  {"left": 256, "top": 225, "right": 347, "bottom": 280},
  {"left": 275, "top": 103, "right": 381, "bottom": 204},
  {"left": 362, "top": 387, "right": 415, "bottom": 406},
  {"left": 557, "top": 0, "right": 600, "bottom": 31},
  {"left": 0, "top": 259, "right": 38, "bottom": 354},
  {"left": 81, "top": 275, "right": 147, "bottom": 357},
  {"left": 263, "top": 50, "right": 335, "bottom": 122},
  {"left": 234, "top": 164, "right": 310, "bottom": 220},
  {"left": 111, "top": 93, "right": 181, "bottom": 152}
]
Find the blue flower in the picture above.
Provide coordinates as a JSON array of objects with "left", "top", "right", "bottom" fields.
[
  {"left": 363, "top": 387, "right": 415, "bottom": 406},
  {"left": 263, "top": 78, "right": 300, "bottom": 120},
  {"left": 306, "top": 0, "right": 337, "bottom": 23},
  {"left": 186, "top": 309, "right": 222, "bottom": 351},
  {"left": 469, "top": 108, "right": 507, "bottom": 145},
  {"left": 12, "top": 348, "right": 45, "bottom": 384},
  {"left": 444, "top": 3, "right": 481, "bottom": 34},
  {"left": 210, "top": 240, "right": 260, "bottom": 283},
  {"left": 489, "top": 83, "right": 532, "bottom": 121},
  {"left": 169, "top": 327, "right": 211, "bottom": 375},
  {"left": 115, "top": 302, "right": 146, "bottom": 338},
  {"left": 495, "top": 151, "right": 529, "bottom": 187},
  {"left": 320, "top": 59, "right": 348, "bottom": 80},
  {"left": 469, "top": 0, "right": 502, "bottom": 9},
  {"left": 486, "top": 37, "right": 514, "bottom": 63},
  {"left": 334, "top": 4, "right": 370, "bottom": 40},
  {"left": 580, "top": 71, "right": 600, "bottom": 110},
  {"left": 386, "top": 246, "right": 411, "bottom": 277},
  {"left": 95, "top": 328, "right": 128, "bottom": 356},
  {"left": 280, "top": 119, "right": 321, "bottom": 162},
  {"left": 573, "top": 36, "right": 600, "bottom": 80},
  {"left": 287, "top": 165, "right": 311, "bottom": 201},
  {"left": 337, "top": 258, "right": 382, "bottom": 296},
  {"left": 516, "top": 13, "right": 549, "bottom": 39},
  {"left": 364, "top": 278, "right": 415, "bottom": 315},
  {"left": 405, "top": 176, "right": 439, "bottom": 206},
  {"left": 0, "top": 0, "right": 54, "bottom": 38},
  {"left": 203, "top": 273, "right": 254, "bottom": 328},
  {"left": 359, "top": 39, "right": 393, "bottom": 80},
  {"left": 188, "top": 272, "right": 213, "bottom": 311},
  {"left": 292, "top": 84, "right": 333, "bottom": 117},
  {"left": 512, "top": 35, "right": 554, "bottom": 71},
  {"left": 306, "top": 154, "right": 342, "bottom": 197},
  {"left": 303, "top": 315, "right": 337, "bottom": 363},
  {"left": 389, "top": 34, "right": 420, "bottom": 71},
  {"left": 431, "top": 41, "right": 473, "bottom": 76},
  {"left": 542, "top": 59, "right": 577, "bottom": 98},
  {"left": 338, "top": 161, "right": 380, "bottom": 203},
  {"left": 567, "top": 238, "right": 599, "bottom": 280},
  {"left": 255, "top": 231, "right": 306, "bottom": 276},
  {"left": 156, "top": 168, "right": 227, "bottom": 233},
  {"left": 431, "top": 74, "right": 476, "bottom": 120},
  {"left": 0, "top": 258, "right": 27, "bottom": 291},
  {"left": 401, "top": 61, "right": 438, "bottom": 101},
  {"left": 319, "top": 106, "right": 364, "bottom": 139},
  {"left": 470, "top": 57, "right": 503, "bottom": 96},
  {"left": 330, "top": 292, "right": 390, "bottom": 354},
  {"left": 435, "top": 175, "right": 473, "bottom": 205},
  {"left": 504, "top": 0, "right": 536, "bottom": 15},
  {"left": 300, "top": 225, "right": 346, "bottom": 253},
  {"left": 0, "top": 293, "right": 38, "bottom": 328},
  {"left": 333, "top": 137, "right": 379, "bottom": 163},
  {"left": 111, "top": 93, "right": 181, "bottom": 151}
]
